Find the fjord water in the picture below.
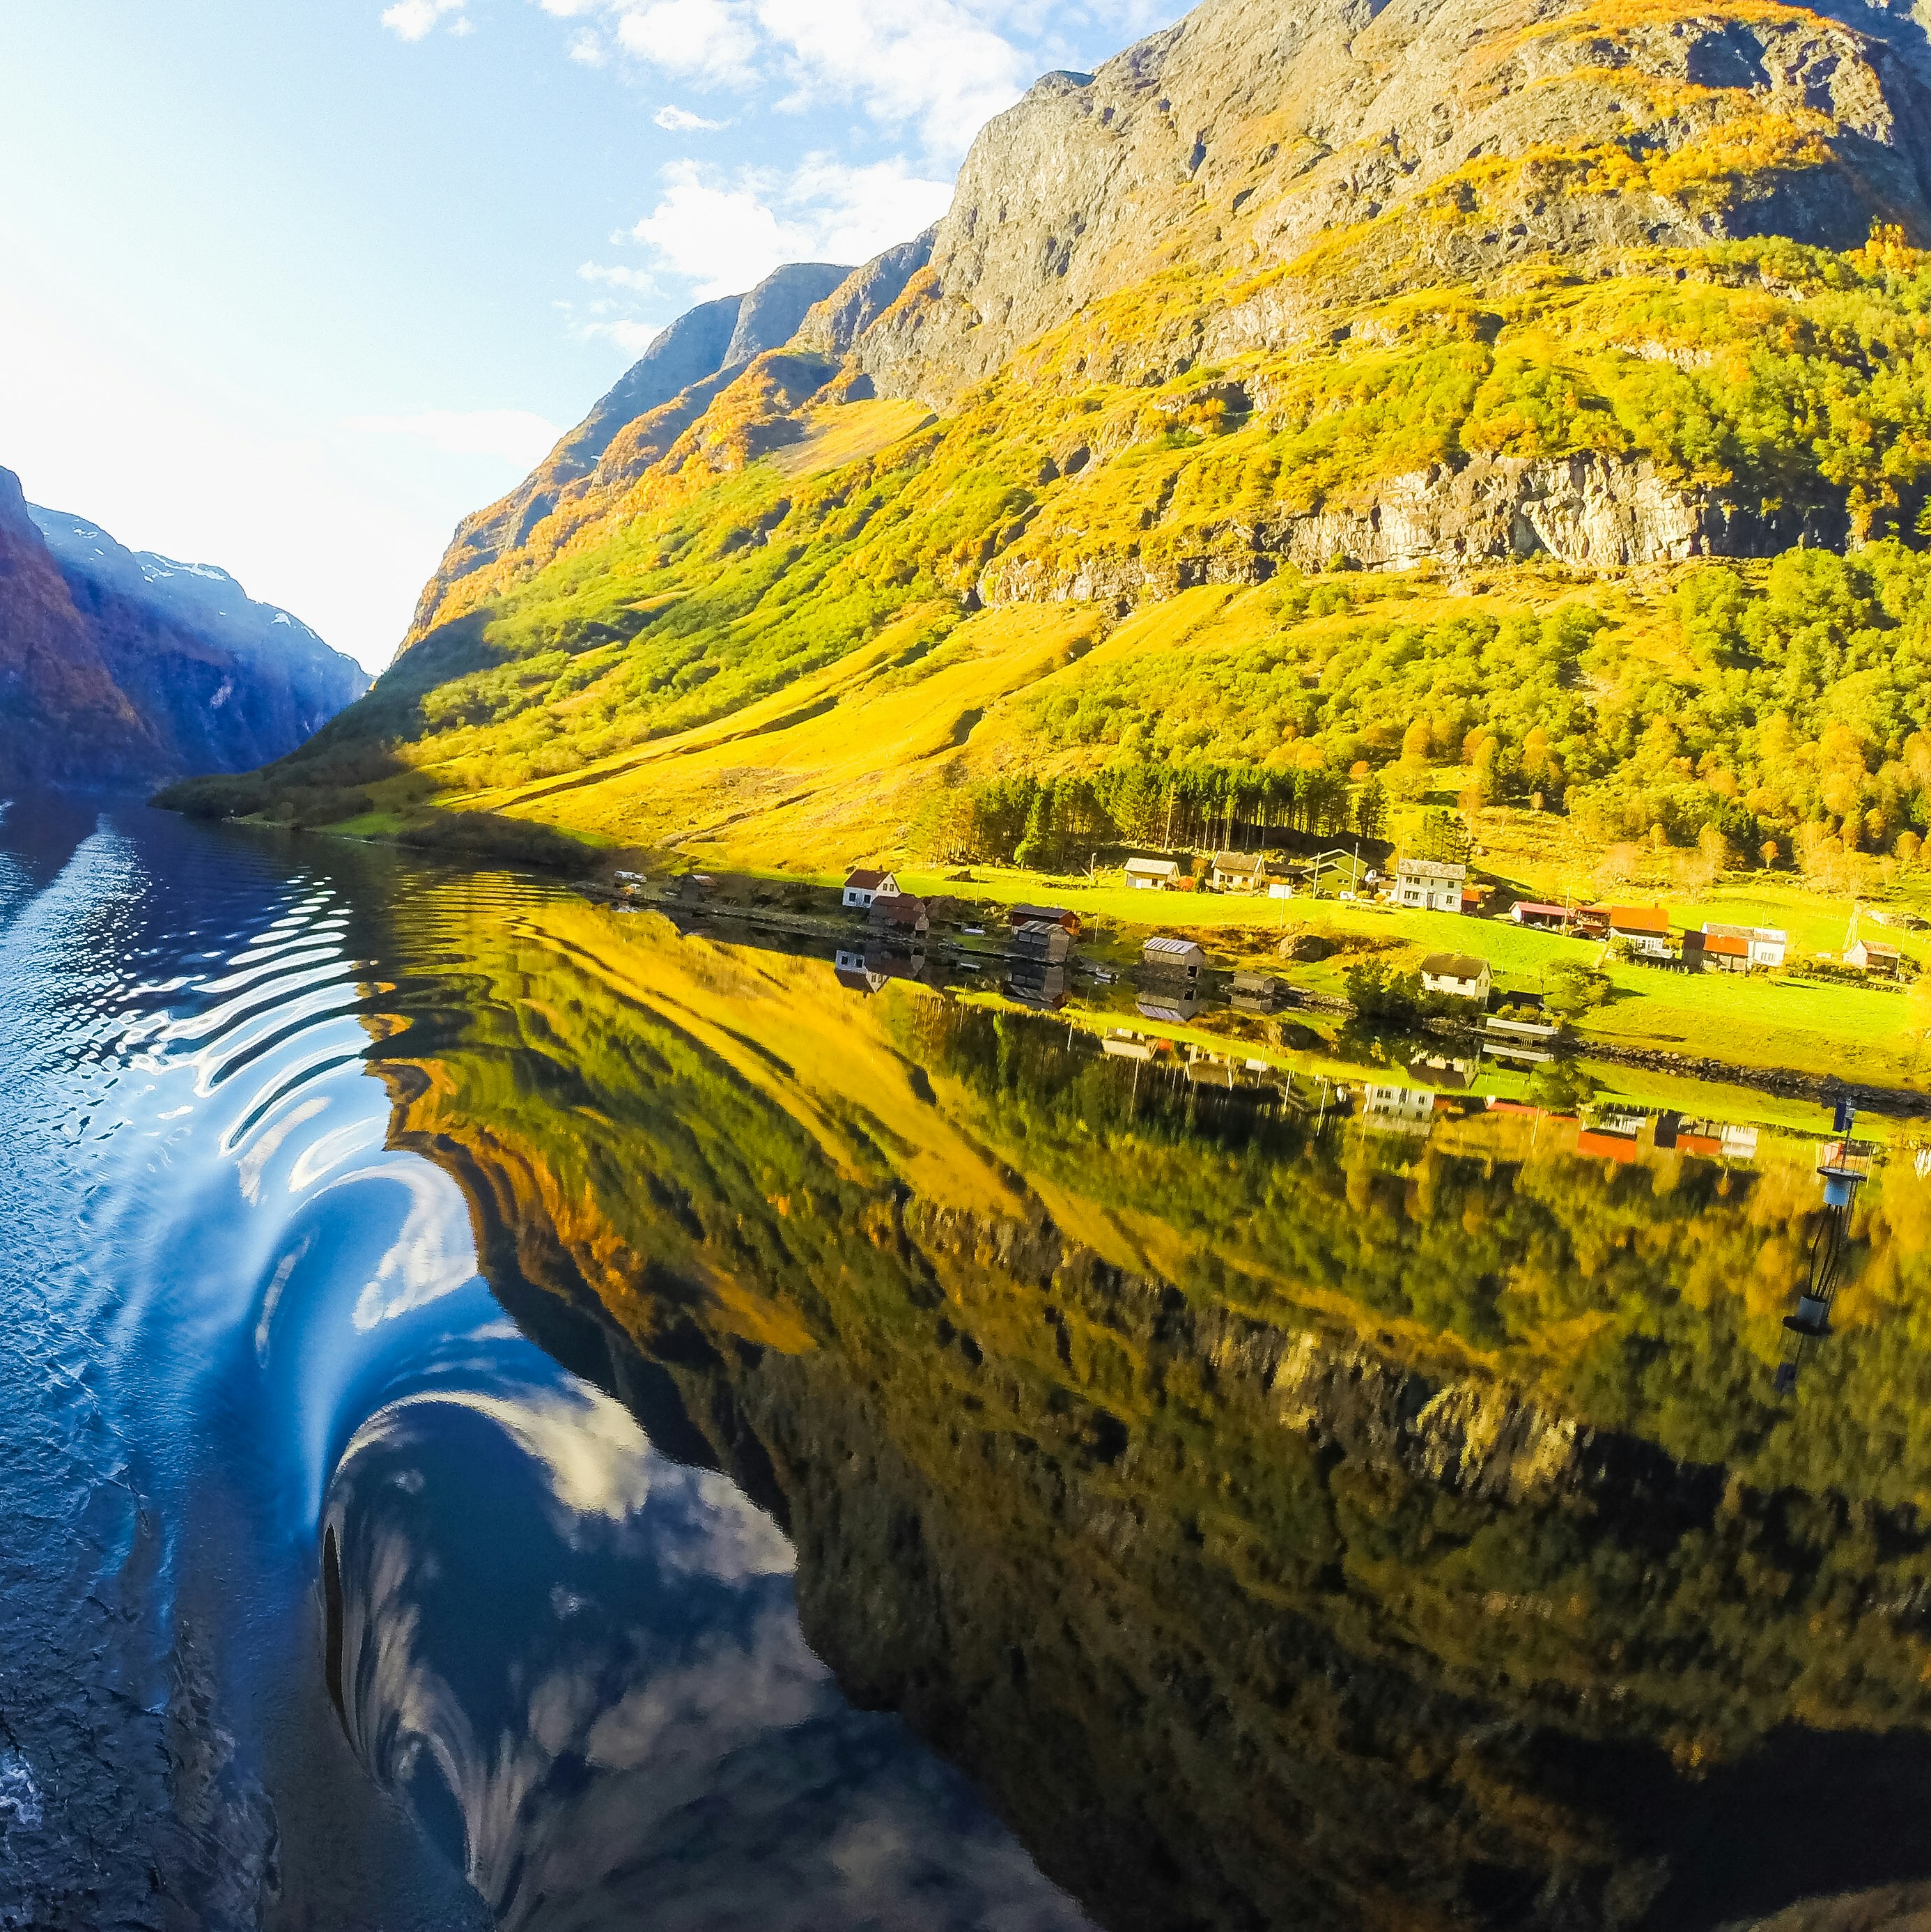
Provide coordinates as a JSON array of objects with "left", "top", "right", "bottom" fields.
[
  {"left": 8, "top": 801, "right": 1931, "bottom": 1932},
  {"left": 0, "top": 798, "right": 1083, "bottom": 1931}
]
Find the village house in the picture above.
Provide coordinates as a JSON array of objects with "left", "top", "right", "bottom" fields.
[
  {"left": 1230, "top": 970, "right": 1289, "bottom": 1014},
  {"left": 1125, "top": 856, "right": 1181, "bottom": 890},
  {"left": 1419, "top": 952, "right": 1491, "bottom": 1002},
  {"left": 1683, "top": 929, "right": 1749, "bottom": 974},
  {"left": 868, "top": 892, "right": 930, "bottom": 939},
  {"left": 1606, "top": 906, "right": 1674, "bottom": 959},
  {"left": 1209, "top": 851, "right": 1267, "bottom": 892},
  {"left": 1507, "top": 901, "right": 1571, "bottom": 932},
  {"left": 1395, "top": 858, "right": 1468, "bottom": 913},
  {"left": 1007, "top": 904, "right": 1080, "bottom": 936},
  {"left": 1142, "top": 936, "right": 1207, "bottom": 981},
  {"left": 842, "top": 867, "right": 899, "bottom": 909},
  {"left": 1847, "top": 937, "right": 1904, "bottom": 975},
  {"left": 1009, "top": 920, "right": 1072, "bottom": 966},
  {"left": 1702, "top": 922, "right": 1787, "bottom": 968}
]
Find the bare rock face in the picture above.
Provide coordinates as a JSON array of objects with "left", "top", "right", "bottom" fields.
[
  {"left": 854, "top": 0, "right": 1931, "bottom": 406},
  {"left": 406, "top": 261, "right": 853, "bottom": 642},
  {"left": 981, "top": 451, "right": 1850, "bottom": 610}
]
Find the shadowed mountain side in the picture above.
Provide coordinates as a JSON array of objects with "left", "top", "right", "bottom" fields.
[
  {"left": 0, "top": 466, "right": 366, "bottom": 790},
  {"left": 407, "top": 262, "right": 858, "bottom": 642},
  {"left": 359, "top": 895, "right": 1931, "bottom": 1932}
]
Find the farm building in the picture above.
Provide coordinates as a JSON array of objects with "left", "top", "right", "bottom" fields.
[
  {"left": 1395, "top": 858, "right": 1467, "bottom": 913},
  {"left": 1419, "top": 953, "right": 1491, "bottom": 1001},
  {"left": 1126, "top": 857, "right": 1181, "bottom": 890},
  {"left": 1210, "top": 851, "right": 1267, "bottom": 892},
  {"left": 1606, "top": 907, "right": 1674, "bottom": 959}
]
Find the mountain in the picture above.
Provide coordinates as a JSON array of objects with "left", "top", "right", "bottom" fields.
[
  {"left": 0, "top": 468, "right": 367, "bottom": 791},
  {"left": 176, "top": 0, "right": 1931, "bottom": 890},
  {"left": 407, "top": 261, "right": 864, "bottom": 644}
]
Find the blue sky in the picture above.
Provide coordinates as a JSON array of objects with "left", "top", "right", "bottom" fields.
[{"left": 0, "top": 1, "right": 1177, "bottom": 667}]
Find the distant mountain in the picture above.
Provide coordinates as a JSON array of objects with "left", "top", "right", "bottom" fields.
[{"left": 0, "top": 467, "right": 366, "bottom": 791}]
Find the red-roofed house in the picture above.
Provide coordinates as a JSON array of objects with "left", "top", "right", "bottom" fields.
[
  {"left": 842, "top": 867, "right": 899, "bottom": 909},
  {"left": 869, "top": 893, "right": 930, "bottom": 938},
  {"left": 1607, "top": 906, "right": 1674, "bottom": 959},
  {"left": 1684, "top": 929, "right": 1749, "bottom": 974},
  {"left": 1509, "top": 902, "right": 1570, "bottom": 932}
]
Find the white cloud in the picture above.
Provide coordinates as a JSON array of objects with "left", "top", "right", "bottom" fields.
[
  {"left": 623, "top": 155, "right": 949, "bottom": 297},
  {"left": 654, "top": 104, "right": 725, "bottom": 130},
  {"left": 614, "top": 0, "right": 761, "bottom": 86},
  {"left": 380, "top": 0, "right": 470, "bottom": 41},
  {"left": 567, "top": 28, "right": 607, "bottom": 62},
  {"left": 582, "top": 318, "right": 665, "bottom": 353},
  {"left": 346, "top": 408, "right": 563, "bottom": 465},
  {"left": 577, "top": 261, "right": 659, "bottom": 295}
]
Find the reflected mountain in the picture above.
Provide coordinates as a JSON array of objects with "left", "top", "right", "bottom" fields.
[{"left": 353, "top": 895, "right": 1931, "bottom": 1932}]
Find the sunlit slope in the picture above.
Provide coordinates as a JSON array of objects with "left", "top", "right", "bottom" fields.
[
  {"left": 366, "top": 894, "right": 1931, "bottom": 1932},
  {"left": 170, "top": 227, "right": 1931, "bottom": 884}
]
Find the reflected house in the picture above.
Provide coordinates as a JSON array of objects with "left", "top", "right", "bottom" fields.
[
  {"left": 1395, "top": 857, "right": 1468, "bottom": 912},
  {"left": 1136, "top": 987, "right": 1201, "bottom": 1023},
  {"left": 1125, "top": 856, "right": 1181, "bottom": 890},
  {"left": 1419, "top": 952, "right": 1491, "bottom": 1002},
  {"left": 1576, "top": 1111, "right": 1643, "bottom": 1162},
  {"left": 1362, "top": 1082, "right": 1438, "bottom": 1135},
  {"left": 834, "top": 945, "right": 927, "bottom": 995},
  {"left": 1005, "top": 961, "right": 1069, "bottom": 1010},
  {"left": 1210, "top": 851, "right": 1267, "bottom": 893},
  {"left": 1654, "top": 1113, "right": 1761, "bottom": 1162},
  {"left": 1101, "top": 1032, "right": 1158, "bottom": 1061},
  {"left": 842, "top": 867, "right": 899, "bottom": 910}
]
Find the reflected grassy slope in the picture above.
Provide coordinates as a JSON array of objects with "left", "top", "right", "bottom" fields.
[{"left": 364, "top": 890, "right": 1931, "bottom": 1932}]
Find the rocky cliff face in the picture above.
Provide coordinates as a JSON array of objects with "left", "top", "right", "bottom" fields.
[
  {"left": 406, "top": 261, "right": 855, "bottom": 640},
  {"left": 388, "top": 0, "right": 1931, "bottom": 660},
  {"left": 0, "top": 468, "right": 366, "bottom": 790},
  {"left": 853, "top": 0, "right": 1931, "bottom": 406}
]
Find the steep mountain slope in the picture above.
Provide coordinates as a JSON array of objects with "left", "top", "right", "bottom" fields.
[
  {"left": 408, "top": 261, "right": 860, "bottom": 642},
  {"left": 181, "top": 0, "right": 1931, "bottom": 886},
  {"left": 0, "top": 467, "right": 366, "bottom": 790}
]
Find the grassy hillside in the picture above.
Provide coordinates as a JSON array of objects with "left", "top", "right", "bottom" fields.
[{"left": 166, "top": 235, "right": 1931, "bottom": 906}]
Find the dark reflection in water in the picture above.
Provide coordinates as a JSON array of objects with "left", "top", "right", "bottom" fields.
[{"left": 7, "top": 799, "right": 1931, "bottom": 1932}]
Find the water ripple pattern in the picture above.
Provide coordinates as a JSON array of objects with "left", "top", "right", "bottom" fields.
[{"left": 0, "top": 798, "right": 1084, "bottom": 1932}]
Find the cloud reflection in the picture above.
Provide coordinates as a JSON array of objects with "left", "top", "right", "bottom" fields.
[{"left": 323, "top": 1379, "right": 1088, "bottom": 1931}]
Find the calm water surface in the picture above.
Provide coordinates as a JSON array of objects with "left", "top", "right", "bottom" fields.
[{"left": 5, "top": 797, "right": 1931, "bottom": 1932}]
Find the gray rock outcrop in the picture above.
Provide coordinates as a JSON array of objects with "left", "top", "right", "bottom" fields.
[{"left": 979, "top": 450, "right": 1852, "bottom": 610}]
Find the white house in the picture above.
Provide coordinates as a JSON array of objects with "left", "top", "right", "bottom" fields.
[
  {"left": 842, "top": 867, "right": 899, "bottom": 909},
  {"left": 1126, "top": 856, "right": 1181, "bottom": 890},
  {"left": 1420, "top": 952, "right": 1491, "bottom": 1001},
  {"left": 1210, "top": 851, "right": 1266, "bottom": 892},
  {"left": 1703, "top": 922, "right": 1787, "bottom": 968},
  {"left": 1395, "top": 858, "right": 1468, "bottom": 913}
]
